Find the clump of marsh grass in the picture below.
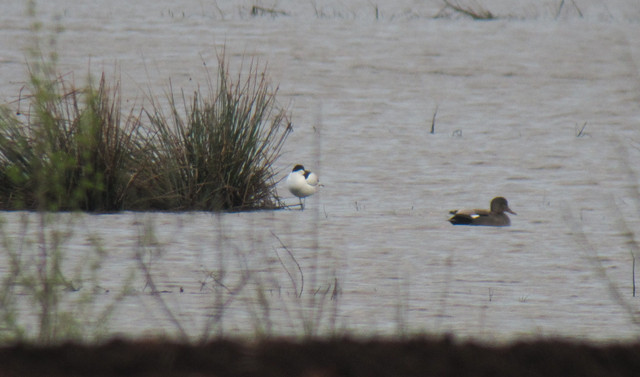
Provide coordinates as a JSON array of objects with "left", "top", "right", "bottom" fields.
[
  {"left": 0, "top": 57, "right": 290, "bottom": 212},
  {"left": 0, "top": 64, "right": 141, "bottom": 212},
  {"left": 0, "top": 0, "right": 141, "bottom": 212},
  {"left": 140, "top": 54, "right": 291, "bottom": 211},
  {"left": 1, "top": 2, "right": 291, "bottom": 212}
]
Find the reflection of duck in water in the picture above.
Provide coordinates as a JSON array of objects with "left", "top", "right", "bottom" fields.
[
  {"left": 286, "top": 164, "right": 319, "bottom": 210},
  {"left": 448, "top": 197, "right": 516, "bottom": 226}
]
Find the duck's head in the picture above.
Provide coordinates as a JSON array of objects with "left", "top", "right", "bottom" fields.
[{"left": 491, "top": 197, "right": 516, "bottom": 215}]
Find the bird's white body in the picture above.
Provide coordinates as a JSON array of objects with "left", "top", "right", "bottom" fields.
[{"left": 286, "top": 165, "right": 319, "bottom": 208}]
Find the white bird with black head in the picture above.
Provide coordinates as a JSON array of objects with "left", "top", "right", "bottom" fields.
[{"left": 286, "top": 164, "right": 319, "bottom": 209}]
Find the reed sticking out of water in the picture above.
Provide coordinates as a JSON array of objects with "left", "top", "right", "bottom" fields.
[
  {"left": 438, "top": 0, "right": 494, "bottom": 20},
  {"left": 272, "top": 231, "right": 304, "bottom": 298},
  {"left": 632, "top": 251, "right": 636, "bottom": 297},
  {"left": 133, "top": 219, "right": 189, "bottom": 342},
  {"left": 564, "top": 207, "right": 640, "bottom": 327},
  {"left": 614, "top": 140, "right": 640, "bottom": 299},
  {"left": 556, "top": 0, "right": 583, "bottom": 19},
  {"left": 575, "top": 121, "right": 588, "bottom": 137},
  {"left": 250, "top": 6, "right": 288, "bottom": 17},
  {"left": 430, "top": 105, "right": 438, "bottom": 134}
]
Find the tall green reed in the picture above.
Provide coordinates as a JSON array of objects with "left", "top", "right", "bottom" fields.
[
  {"left": 0, "top": 212, "right": 130, "bottom": 344},
  {"left": 0, "top": 65, "right": 141, "bottom": 211}
]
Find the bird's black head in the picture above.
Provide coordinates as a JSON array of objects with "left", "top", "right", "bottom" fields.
[{"left": 292, "top": 164, "right": 305, "bottom": 172}]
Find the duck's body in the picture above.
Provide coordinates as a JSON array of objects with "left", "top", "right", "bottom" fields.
[
  {"left": 448, "top": 197, "right": 516, "bottom": 226},
  {"left": 286, "top": 164, "right": 318, "bottom": 209}
]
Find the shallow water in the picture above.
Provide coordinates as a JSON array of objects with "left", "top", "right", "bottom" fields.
[{"left": 1, "top": 0, "right": 640, "bottom": 342}]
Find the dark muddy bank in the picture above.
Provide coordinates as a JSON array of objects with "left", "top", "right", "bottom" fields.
[{"left": 1, "top": 337, "right": 639, "bottom": 376}]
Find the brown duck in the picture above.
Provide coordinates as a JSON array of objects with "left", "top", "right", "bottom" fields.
[{"left": 448, "top": 197, "right": 516, "bottom": 226}]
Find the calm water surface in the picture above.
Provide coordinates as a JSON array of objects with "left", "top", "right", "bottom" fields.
[{"left": 1, "top": 0, "right": 640, "bottom": 342}]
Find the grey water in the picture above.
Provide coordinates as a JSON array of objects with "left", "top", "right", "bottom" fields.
[{"left": 1, "top": 0, "right": 640, "bottom": 342}]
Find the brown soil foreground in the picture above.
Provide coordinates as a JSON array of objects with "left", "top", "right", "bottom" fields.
[{"left": 0, "top": 337, "right": 639, "bottom": 377}]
